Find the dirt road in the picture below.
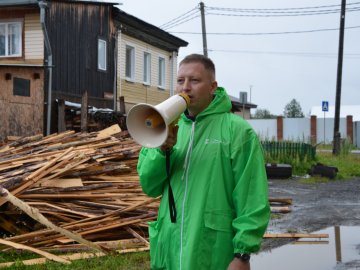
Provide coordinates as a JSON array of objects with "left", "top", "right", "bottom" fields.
[{"left": 263, "top": 177, "right": 360, "bottom": 250}]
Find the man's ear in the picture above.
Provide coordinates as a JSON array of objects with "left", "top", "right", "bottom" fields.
[{"left": 210, "top": 80, "right": 218, "bottom": 94}]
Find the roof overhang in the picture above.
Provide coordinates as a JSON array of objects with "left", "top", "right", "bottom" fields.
[
  {"left": 113, "top": 8, "right": 188, "bottom": 52},
  {"left": 0, "top": 0, "right": 38, "bottom": 7},
  {"left": 0, "top": 0, "right": 118, "bottom": 7}
]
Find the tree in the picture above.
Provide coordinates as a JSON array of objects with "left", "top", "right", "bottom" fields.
[
  {"left": 283, "top": 99, "right": 304, "bottom": 118},
  {"left": 252, "top": 108, "right": 277, "bottom": 119}
]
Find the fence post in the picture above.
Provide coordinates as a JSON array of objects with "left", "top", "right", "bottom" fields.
[
  {"left": 346, "top": 115, "right": 353, "bottom": 143},
  {"left": 310, "top": 115, "right": 317, "bottom": 145},
  {"left": 277, "top": 116, "right": 283, "bottom": 141}
]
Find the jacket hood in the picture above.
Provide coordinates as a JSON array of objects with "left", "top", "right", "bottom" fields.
[{"left": 181, "top": 87, "right": 232, "bottom": 121}]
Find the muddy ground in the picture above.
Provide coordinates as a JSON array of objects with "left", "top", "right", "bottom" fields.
[
  {"left": 263, "top": 177, "right": 360, "bottom": 247},
  {"left": 262, "top": 177, "right": 360, "bottom": 267}
]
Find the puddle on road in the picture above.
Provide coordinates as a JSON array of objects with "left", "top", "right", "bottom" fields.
[{"left": 252, "top": 226, "right": 360, "bottom": 270}]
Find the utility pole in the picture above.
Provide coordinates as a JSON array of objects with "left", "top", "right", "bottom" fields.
[
  {"left": 199, "top": 2, "right": 208, "bottom": 57},
  {"left": 333, "top": 0, "right": 346, "bottom": 155}
]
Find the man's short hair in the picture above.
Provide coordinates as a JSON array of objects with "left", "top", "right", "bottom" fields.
[{"left": 179, "top": 54, "right": 216, "bottom": 80}]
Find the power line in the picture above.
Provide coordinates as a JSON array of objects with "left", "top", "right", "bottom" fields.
[
  {"left": 206, "top": 1, "right": 360, "bottom": 12},
  {"left": 159, "top": 7, "right": 198, "bottom": 29},
  {"left": 158, "top": 3, "right": 360, "bottom": 30},
  {"left": 169, "top": 25, "right": 360, "bottom": 36},
  {"left": 205, "top": 7, "right": 360, "bottom": 17},
  {"left": 207, "top": 49, "right": 360, "bottom": 58},
  {"left": 162, "top": 14, "right": 201, "bottom": 31}
]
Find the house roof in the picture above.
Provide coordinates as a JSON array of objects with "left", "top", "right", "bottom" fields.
[
  {"left": 0, "top": 0, "right": 118, "bottom": 7},
  {"left": 311, "top": 105, "right": 360, "bottom": 121},
  {"left": 228, "top": 94, "right": 258, "bottom": 110},
  {"left": 113, "top": 8, "right": 188, "bottom": 52}
]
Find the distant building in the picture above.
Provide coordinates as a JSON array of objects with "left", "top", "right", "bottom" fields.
[{"left": 228, "top": 94, "right": 257, "bottom": 119}]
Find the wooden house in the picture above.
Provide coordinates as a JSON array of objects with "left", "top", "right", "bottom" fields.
[
  {"left": 112, "top": 9, "right": 188, "bottom": 113},
  {"left": 0, "top": 0, "right": 118, "bottom": 139},
  {"left": 0, "top": 1, "right": 187, "bottom": 140}
]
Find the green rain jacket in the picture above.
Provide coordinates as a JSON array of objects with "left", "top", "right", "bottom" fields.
[{"left": 137, "top": 87, "right": 270, "bottom": 270}]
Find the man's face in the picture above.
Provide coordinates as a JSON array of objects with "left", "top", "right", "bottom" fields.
[{"left": 176, "top": 62, "right": 217, "bottom": 117}]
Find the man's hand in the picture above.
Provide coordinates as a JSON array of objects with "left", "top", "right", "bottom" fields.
[{"left": 227, "top": 258, "right": 250, "bottom": 270}]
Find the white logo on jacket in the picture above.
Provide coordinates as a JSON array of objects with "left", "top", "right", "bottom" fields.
[{"left": 205, "top": 138, "right": 224, "bottom": 144}]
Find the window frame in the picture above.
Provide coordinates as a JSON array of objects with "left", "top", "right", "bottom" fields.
[
  {"left": 0, "top": 21, "right": 23, "bottom": 58},
  {"left": 13, "top": 77, "right": 31, "bottom": 97},
  {"left": 158, "top": 56, "right": 165, "bottom": 89},
  {"left": 143, "top": 52, "right": 151, "bottom": 85},
  {"left": 125, "top": 45, "right": 135, "bottom": 81},
  {"left": 97, "top": 38, "right": 107, "bottom": 71}
]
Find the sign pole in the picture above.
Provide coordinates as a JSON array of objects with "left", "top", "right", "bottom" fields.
[
  {"left": 322, "top": 101, "right": 329, "bottom": 145},
  {"left": 324, "top": 111, "right": 326, "bottom": 144}
]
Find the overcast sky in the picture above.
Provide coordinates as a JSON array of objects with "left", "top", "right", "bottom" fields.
[{"left": 119, "top": 0, "right": 359, "bottom": 116}]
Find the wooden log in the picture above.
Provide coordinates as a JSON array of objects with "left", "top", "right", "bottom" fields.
[
  {"left": 81, "top": 91, "right": 88, "bottom": 132},
  {"left": 0, "top": 148, "right": 74, "bottom": 207},
  {"left": 0, "top": 187, "right": 109, "bottom": 254},
  {"left": 264, "top": 233, "right": 329, "bottom": 238},
  {"left": 270, "top": 206, "right": 291, "bottom": 213},
  {"left": 58, "top": 99, "right": 66, "bottom": 133},
  {"left": 269, "top": 198, "right": 293, "bottom": 205},
  {"left": 125, "top": 226, "right": 149, "bottom": 247},
  {"left": 293, "top": 240, "right": 330, "bottom": 245},
  {"left": 0, "top": 238, "right": 70, "bottom": 264},
  {"left": 96, "top": 124, "right": 121, "bottom": 139}
]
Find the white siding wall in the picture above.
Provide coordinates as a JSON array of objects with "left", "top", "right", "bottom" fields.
[
  {"left": 317, "top": 118, "right": 347, "bottom": 144},
  {"left": 283, "top": 118, "right": 310, "bottom": 142},
  {"left": 24, "top": 13, "right": 43, "bottom": 60},
  {"left": 248, "top": 117, "right": 350, "bottom": 143},
  {"left": 354, "top": 122, "right": 360, "bottom": 147},
  {"left": 118, "top": 34, "right": 174, "bottom": 91},
  {"left": 247, "top": 119, "right": 277, "bottom": 140}
]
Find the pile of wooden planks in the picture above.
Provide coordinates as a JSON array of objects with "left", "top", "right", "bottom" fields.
[
  {"left": 0, "top": 125, "right": 159, "bottom": 262},
  {"left": 0, "top": 125, "right": 302, "bottom": 266}
]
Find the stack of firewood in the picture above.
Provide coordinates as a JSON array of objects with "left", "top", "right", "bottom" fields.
[
  {"left": 0, "top": 125, "right": 159, "bottom": 265},
  {"left": 62, "top": 102, "right": 127, "bottom": 133},
  {"left": 0, "top": 125, "right": 301, "bottom": 267}
]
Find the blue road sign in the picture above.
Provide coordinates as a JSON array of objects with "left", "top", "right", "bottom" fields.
[{"left": 322, "top": 101, "right": 329, "bottom": 112}]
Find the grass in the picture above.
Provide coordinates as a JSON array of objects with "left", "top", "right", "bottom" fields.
[
  {"left": 300, "top": 176, "right": 329, "bottom": 184},
  {"left": 0, "top": 251, "right": 150, "bottom": 270},
  {"left": 317, "top": 151, "right": 360, "bottom": 179}
]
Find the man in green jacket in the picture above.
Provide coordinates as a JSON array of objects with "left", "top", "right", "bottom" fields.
[{"left": 137, "top": 54, "right": 270, "bottom": 270}]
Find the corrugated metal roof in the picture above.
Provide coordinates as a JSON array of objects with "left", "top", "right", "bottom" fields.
[{"left": 0, "top": 0, "right": 119, "bottom": 7}]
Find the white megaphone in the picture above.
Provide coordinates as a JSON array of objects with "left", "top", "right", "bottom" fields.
[{"left": 126, "top": 93, "right": 190, "bottom": 148}]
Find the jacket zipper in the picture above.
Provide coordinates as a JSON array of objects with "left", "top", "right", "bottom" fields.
[{"left": 179, "top": 121, "right": 196, "bottom": 270}]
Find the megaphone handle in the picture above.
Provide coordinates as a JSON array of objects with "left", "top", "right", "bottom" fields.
[{"left": 166, "top": 149, "right": 177, "bottom": 223}]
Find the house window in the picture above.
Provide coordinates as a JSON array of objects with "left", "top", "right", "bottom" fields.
[
  {"left": 125, "top": 45, "right": 135, "bottom": 80},
  {"left": 0, "top": 22, "right": 22, "bottom": 57},
  {"left": 13, "top": 77, "right": 30, "bottom": 97},
  {"left": 143, "top": 52, "right": 151, "bottom": 84},
  {"left": 158, "top": 57, "right": 165, "bottom": 88},
  {"left": 98, "top": 38, "right": 107, "bottom": 71}
]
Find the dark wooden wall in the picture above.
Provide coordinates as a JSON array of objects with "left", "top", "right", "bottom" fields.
[{"left": 46, "top": 1, "right": 116, "bottom": 109}]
